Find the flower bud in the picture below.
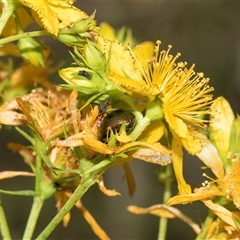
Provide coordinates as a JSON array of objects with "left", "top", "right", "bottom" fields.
[
  {"left": 72, "top": 12, "right": 97, "bottom": 34},
  {"left": 57, "top": 12, "right": 98, "bottom": 46},
  {"left": 17, "top": 37, "right": 45, "bottom": 67},
  {"left": 59, "top": 67, "right": 107, "bottom": 95},
  {"left": 210, "top": 97, "right": 234, "bottom": 156},
  {"left": 82, "top": 40, "right": 106, "bottom": 72}
]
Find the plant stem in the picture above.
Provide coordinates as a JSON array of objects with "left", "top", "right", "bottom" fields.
[
  {"left": 0, "top": 30, "right": 52, "bottom": 45},
  {"left": 36, "top": 177, "right": 95, "bottom": 240},
  {"left": 22, "top": 136, "right": 46, "bottom": 239},
  {"left": 22, "top": 196, "right": 44, "bottom": 240},
  {"left": 0, "top": 198, "right": 12, "bottom": 240},
  {"left": 158, "top": 165, "right": 173, "bottom": 240},
  {"left": 195, "top": 210, "right": 214, "bottom": 240}
]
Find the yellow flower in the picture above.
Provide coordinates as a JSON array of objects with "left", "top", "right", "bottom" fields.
[
  {"left": 18, "top": 0, "right": 92, "bottom": 36},
  {"left": 61, "top": 31, "right": 213, "bottom": 195},
  {"left": 96, "top": 35, "right": 157, "bottom": 97},
  {"left": 93, "top": 37, "right": 214, "bottom": 194},
  {"left": 96, "top": 38, "right": 213, "bottom": 133},
  {"left": 167, "top": 97, "right": 240, "bottom": 238}
]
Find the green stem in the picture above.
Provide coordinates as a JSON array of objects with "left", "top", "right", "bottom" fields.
[
  {"left": 22, "top": 196, "right": 44, "bottom": 240},
  {"left": 158, "top": 165, "right": 173, "bottom": 240},
  {"left": 35, "top": 139, "right": 44, "bottom": 193},
  {"left": 22, "top": 136, "right": 46, "bottom": 239},
  {"left": 36, "top": 177, "right": 95, "bottom": 240},
  {"left": 0, "top": 198, "right": 12, "bottom": 240},
  {"left": 0, "top": 30, "right": 52, "bottom": 46},
  {"left": 196, "top": 210, "right": 214, "bottom": 240}
]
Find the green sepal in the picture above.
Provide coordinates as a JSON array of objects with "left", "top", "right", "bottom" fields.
[
  {"left": 17, "top": 37, "right": 46, "bottom": 67},
  {"left": 145, "top": 97, "right": 163, "bottom": 121}
]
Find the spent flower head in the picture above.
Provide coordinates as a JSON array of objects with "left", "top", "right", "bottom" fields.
[{"left": 0, "top": 87, "right": 71, "bottom": 142}]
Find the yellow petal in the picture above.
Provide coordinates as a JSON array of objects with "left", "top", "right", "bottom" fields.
[
  {"left": 98, "top": 176, "right": 121, "bottom": 197},
  {"left": 127, "top": 204, "right": 175, "bottom": 218},
  {"left": 96, "top": 36, "right": 142, "bottom": 80},
  {"left": 7, "top": 142, "right": 34, "bottom": 163},
  {"left": 140, "top": 119, "right": 165, "bottom": 143},
  {"left": 20, "top": 0, "right": 89, "bottom": 36},
  {"left": 203, "top": 199, "right": 239, "bottom": 231},
  {"left": 167, "top": 186, "right": 224, "bottom": 205},
  {"left": 99, "top": 22, "right": 116, "bottom": 41},
  {"left": 172, "top": 136, "right": 191, "bottom": 194},
  {"left": 116, "top": 130, "right": 133, "bottom": 143},
  {"left": 210, "top": 97, "right": 234, "bottom": 155},
  {"left": 180, "top": 132, "right": 203, "bottom": 155},
  {"left": 123, "top": 163, "right": 136, "bottom": 197},
  {"left": 20, "top": 0, "right": 59, "bottom": 35},
  {"left": 133, "top": 41, "right": 155, "bottom": 65},
  {"left": 127, "top": 204, "right": 201, "bottom": 234},
  {"left": 197, "top": 139, "right": 224, "bottom": 179},
  {"left": 82, "top": 135, "right": 115, "bottom": 154},
  {"left": 52, "top": 131, "right": 115, "bottom": 155},
  {"left": 166, "top": 115, "right": 202, "bottom": 154}
]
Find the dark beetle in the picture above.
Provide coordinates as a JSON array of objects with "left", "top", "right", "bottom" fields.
[
  {"left": 98, "top": 109, "right": 135, "bottom": 143},
  {"left": 77, "top": 70, "right": 92, "bottom": 80}
]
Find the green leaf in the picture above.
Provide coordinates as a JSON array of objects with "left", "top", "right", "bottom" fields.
[
  {"left": 15, "top": 126, "right": 34, "bottom": 144},
  {"left": 40, "top": 152, "right": 60, "bottom": 173},
  {"left": 0, "top": 189, "right": 37, "bottom": 196},
  {"left": 84, "top": 159, "right": 112, "bottom": 176}
]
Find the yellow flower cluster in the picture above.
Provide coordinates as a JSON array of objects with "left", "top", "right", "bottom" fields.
[{"left": 0, "top": 1, "right": 239, "bottom": 239}]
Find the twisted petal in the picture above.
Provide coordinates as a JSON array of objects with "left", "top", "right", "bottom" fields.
[{"left": 172, "top": 136, "right": 191, "bottom": 194}]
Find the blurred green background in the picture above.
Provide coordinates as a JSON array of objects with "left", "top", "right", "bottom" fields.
[{"left": 1, "top": 1, "right": 240, "bottom": 239}]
